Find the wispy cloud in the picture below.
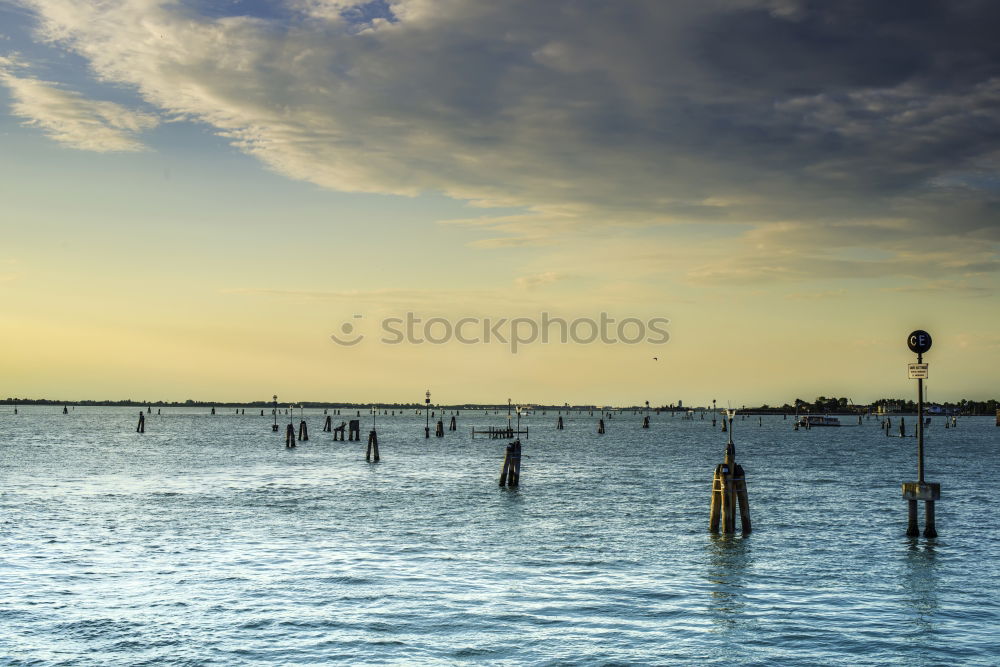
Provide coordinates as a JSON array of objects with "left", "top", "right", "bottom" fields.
[
  {"left": 0, "top": 58, "right": 158, "bottom": 152},
  {"left": 514, "top": 271, "right": 569, "bottom": 290}
]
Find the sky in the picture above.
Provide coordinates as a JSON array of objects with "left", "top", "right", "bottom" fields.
[{"left": 0, "top": 0, "right": 998, "bottom": 406}]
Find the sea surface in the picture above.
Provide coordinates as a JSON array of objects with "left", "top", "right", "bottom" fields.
[{"left": 2, "top": 407, "right": 998, "bottom": 665}]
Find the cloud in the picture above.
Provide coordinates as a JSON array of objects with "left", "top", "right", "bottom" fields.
[
  {"left": 0, "top": 59, "right": 158, "bottom": 152},
  {"left": 7, "top": 0, "right": 1000, "bottom": 282},
  {"left": 514, "top": 271, "right": 569, "bottom": 290}
]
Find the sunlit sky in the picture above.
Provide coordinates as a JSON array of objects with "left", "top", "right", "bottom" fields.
[{"left": 1, "top": 0, "right": 998, "bottom": 406}]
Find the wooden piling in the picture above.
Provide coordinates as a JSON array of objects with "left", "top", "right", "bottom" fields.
[
  {"left": 499, "top": 444, "right": 512, "bottom": 487},
  {"left": 348, "top": 419, "right": 360, "bottom": 441},
  {"left": 924, "top": 500, "right": 936, "bottom": 538},
  {"left": 710, "top": 414, "right": 750, "bottom": 534},
  {"left": 709, "top": 465, "right": 722, "bottom": 532},
  {"left": 734, "top": 464, "right": 751, "bottom": 534},
  {"left": 435, "top": 420, "right": 444, "bottom": 437},
  {"left": 136, "top": 412, "right": 145, "bottom": 433},
  {"left": 299, "top": 420, "right": 309, "bottom": 442},
  {"left": 323, "top": 415, "right": 332, "bottom": 432},
  {"left": 508, "top": 440, "right": 521, "bottom": 487},
  {"left": 366, "top": 430, "right": 380, "bottom": 462},
  {"left": 211, "top": 407, "right": 215, "bottom": 415},
  {"left": 333, "top": 421, "right": 346, "bottom": 440},
  {"left": 642, "top": 416, "right": 649, "bottom": 429},
  {"left": 557, "top": 416, "right": 564, "bottom": 430},
  {"left": 449, "top": 416, "right": 456, "bottom": 431},
  {"left": 597, "top": 418, "right": 605, "bottom": 434},
  {"left": 285, "top": 423, "right": 296, "bottom": 448}
]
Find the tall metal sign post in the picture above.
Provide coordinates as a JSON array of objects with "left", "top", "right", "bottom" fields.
[{"left": 902, "top": 330, "right": 940, "bottom": 537}]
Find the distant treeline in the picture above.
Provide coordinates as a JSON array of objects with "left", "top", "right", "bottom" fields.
[{"left": 757, "top": 396, "right": 999, "bottom": 416}]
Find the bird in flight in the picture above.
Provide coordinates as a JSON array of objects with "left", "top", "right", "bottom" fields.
[{"left": 652, "top": 357, "right": 658, "bottom": 361}]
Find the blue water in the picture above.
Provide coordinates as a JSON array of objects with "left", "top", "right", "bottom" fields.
[{"left": 2, "top": 408, "right": 998, "bottom": 665}]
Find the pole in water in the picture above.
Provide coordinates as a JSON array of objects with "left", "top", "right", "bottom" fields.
[
  {"left": 425, "top": 389, "right": 431, "bottom": 438},
  {"left": 366, "top": 429, "right": 380, "bottom": 462},
  {"left": 285, "top": 423, "right": 296, "bottom": 448},
  {"left": 902, "top": 330, "right": 940, "bottom": 537},
  {"left": 499, "top": 440, "right": 522, "bottom": 487},
  {"left": 709, "top": 410, "right": 751, "bottom": 535},
  {"left": 136, "top": 412, "right": 145, "bottom": 433},
  {"left": 298, "top": 420, "right": 309, "bottom": 442},
  {"left": 597, "top": 418, "right": 605, "bottom": 434},
  {"left": 557, "top": 416, "right": 564, "bottom": 430}
]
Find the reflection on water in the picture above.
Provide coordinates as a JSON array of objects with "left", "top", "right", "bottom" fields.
[
  {"left": 705, "top": 534, "right": 754, "bottom": 631},
  {"left": 903, "top": 539, "right": 939, "bottom": 633}
]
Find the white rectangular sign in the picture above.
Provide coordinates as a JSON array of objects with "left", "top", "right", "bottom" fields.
[{"left": 908, "top": 363, "right": 928, "bottom": 379}]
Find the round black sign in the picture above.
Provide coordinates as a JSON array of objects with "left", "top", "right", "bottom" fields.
[{"left": 907, "top": 330, "right": 932, "bottom": 354}]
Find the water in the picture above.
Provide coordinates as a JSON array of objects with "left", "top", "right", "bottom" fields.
[{"left": 2, "top": 408, "right": 998, "bottom": 665}]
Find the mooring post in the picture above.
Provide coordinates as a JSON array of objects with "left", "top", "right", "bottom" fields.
[
  {"left": 436, "top": 419, "right": 444, "bottom": 437},
  {"left": 299, "top": 420, "right": 309, "bottom": 442},
  {"left": 450, "top": 415, "right": 456, "bottom": 431},
  {"left": 348, "top": 419, "right": 360, "bottom": 441},
  {"left": 642, "top": 416, "right": 649, "bottom": 429},
  {"left": 557, "top": 416, "right": 564, "bottom": 430},
  {"left": 508, "top": 440, "right": 521, "bottom": 487},
  {"left": 136, "top": 412, "right": 145, "bottom": 433},
  {"left": 211, "top": 407, "right": 215, "bottom": 415},
  {"left": 366, "top": 430, "right": 380, "bottom": 462},
  {"left": 425, "top": 390, "right": 431, "bottom": 438},
  {"left": 285, "top": 423, "right": 296, "bottom": 448},
  {"left": 499, "top": 443, "right": 512, "bottom": 487},
  {"left": 710, "top": 411, "right": 751, "bottom": 535},
  {"left": 597, "top": 418, "right": 605, "bottom": 434},
  {"left": 323, "top": 415, "right": 332, "bottom": 432}
]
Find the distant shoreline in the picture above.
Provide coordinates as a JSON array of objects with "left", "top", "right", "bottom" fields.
[{"left": 2, "top": 398, "right": 997, "bottom": 416}]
